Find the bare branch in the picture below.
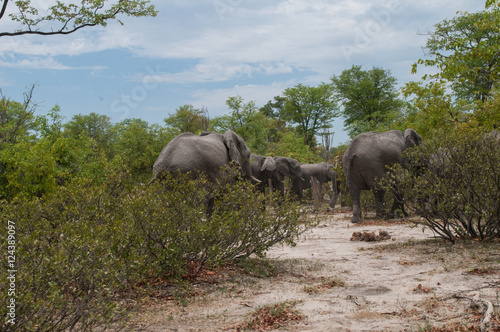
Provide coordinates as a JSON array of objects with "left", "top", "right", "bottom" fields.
[
  {"left": 0, "top": 1, "right": 156, "bottom": 38},
  {"left": 0, "top": 23, "right": 99, "bottom": 37},
  {"left": 0, "top": 0, "right": 8, "bottom": 20}
]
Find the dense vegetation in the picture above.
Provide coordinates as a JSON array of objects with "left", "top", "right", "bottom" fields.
[{"left": 1, "top": 3, "right": 499, "bottom": 331}]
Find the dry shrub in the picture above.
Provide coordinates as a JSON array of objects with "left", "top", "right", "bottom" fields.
[{"left": 386, "top": 130, "right": 500, "bottom": 242}]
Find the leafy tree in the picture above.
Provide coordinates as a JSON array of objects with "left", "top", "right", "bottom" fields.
[
  {"left": 164, "top": 105, "right": 209, "bottom": 135},
  {"left": 412, "top": 9, "right": 500, "bottom": 102},
  {"left": 400, "top": 81, "right": 467, "bottom": 138},
  {"left": 224, "top": 96, "right": 259, "bottom": 134},
  {"left": 35, "top": 105, "right": 64, "bottom": 141},
  {"left": 0, "top": 85, "right": 38, "bottom": 144},
  {"left": 0, "top": 0, "right": 157, "bottom": 37},
  {"left": 281, "top": 83, "right": 338, "bottom": 147},
  {"left": 113, "top": 118, "right": 172, "bottom": 182},
  {"left": 0, "top": 132, "right": 114, "bottom": 200},
  {"left": 473, "top": 87, "right": 500, "bottom": 128},
  {"left": 63, "top": 112, "right": 116, "bottom": 157},
  {"left": 269, "top": 129, "right": 319, "bottom": 163},
  {"left": 260, "top": 95, "right": 288, "bottom": 131},
  {"left": 331, "top": 65, "right": 404, "bottom": 138},
  {"left": 210, "top": 96, "right": 275, "bottom": 154},
  {"left": 486, "top": 0, "right": 500, "bottom": 8},
  {"left": 260, "top": 96, "right": 289, "bottom": 146}
]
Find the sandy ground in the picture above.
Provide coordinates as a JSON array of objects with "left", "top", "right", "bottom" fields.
[{"left": 131, "top": 212, "right": 500, "bottom": 331}]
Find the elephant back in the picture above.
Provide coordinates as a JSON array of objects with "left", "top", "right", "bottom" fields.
[{"left": 151, "top": 132, "right": 229, "bottom": 182}]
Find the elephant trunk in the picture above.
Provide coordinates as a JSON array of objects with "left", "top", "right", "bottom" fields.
[{"left": 240, "top": 157, "right": 261, "bottom": 183}]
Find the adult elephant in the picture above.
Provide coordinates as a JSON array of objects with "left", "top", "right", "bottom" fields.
[
  {"left": 150, "top": 130, "right": 260, "bottom": 183},
  {"left": 291, "top": 163, "right": 338, "bottom": 208},
  {"left": 343, "top": 129, "right": 422, "bottom": 223},
  {"left": 149, "top": 130, "right": 260, "bottom": 216}
]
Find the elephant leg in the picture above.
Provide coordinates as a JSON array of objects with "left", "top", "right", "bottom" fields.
[
  {"left": 256, "top": 181, "right": 267, "bottom": 211},
  {"left": 349, "top": 186, "right": 363, "bottom": 223},
  {"left": 328, "top": 179, "right": 338, "bottom": 208},
  {"left": 328, "top": 190, "right": 337, "bottom": 208},
  {"left": 206, "top": 196, "right": 215, "bottom": 219},
  {"left": 340, "top": 190, "right": 348, "bottom": 207},
  {"left": 388, "top": 192, "right": 407, "bottom": 218},
  {"left": 272, "top": 177, "right": 284, "bottom": 196},
  {"left": 291, "top": 179, "right": 302, "bottom": 202},
  {"left": 373, "top": 189, "right": 386, "bottom": 219}
]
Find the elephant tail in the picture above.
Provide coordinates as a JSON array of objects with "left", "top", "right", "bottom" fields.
[{"left": 343, "top": 153, "right": 356, "bottom": 191}]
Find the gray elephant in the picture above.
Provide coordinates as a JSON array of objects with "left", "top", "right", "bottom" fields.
[
  {"left": 291, "top": 163, "right": 338, "bottom": 208},
  {"left": 250, "top": 153, "right": 278, "bottom": 195},
  {"left": 343, "top": 129, "right": 422, "bottom": 223},
  {"left": 149, "top": 130, "right": 260, "bottom": 216},
  {"left": 150, "top": 130, "right": 259, "bottom": 184},
  {"left": 272, "top": 157, "right": 303, "bottom": 198}
]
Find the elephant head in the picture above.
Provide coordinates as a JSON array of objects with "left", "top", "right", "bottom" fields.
[
  {"left": 221, "top": 131, "right": 260, "bottom": 182},
  {"left": 404, "top": 128, "right": 422, "bottom": 149},
  {"left": 274, "top": 156, "right": 303, "bottom": 180},
  {"left": 250, "top": 154, "right": 278, "bottom": 194},
  {"left": 272, "top": 156, "right": 303, "bottom": 197},
  {"left": 250, "top": 153, "right": 277, "bottom": 181}
]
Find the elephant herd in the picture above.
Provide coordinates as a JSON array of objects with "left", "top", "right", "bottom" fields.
[{"left": 150, "top": 128, "right": 423, "bottom": 223}]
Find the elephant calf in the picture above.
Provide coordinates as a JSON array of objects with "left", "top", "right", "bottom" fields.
[
  {"left": 343, "top": 129, "right": 422, "bottom": 223},
  {"left": 291, "top": 163, "right": 338, "bottom": 208},
  {"left": 250, "top": 154, "right": 304, "bottom": 198}
]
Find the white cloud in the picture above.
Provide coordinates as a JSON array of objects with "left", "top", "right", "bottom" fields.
[
  {"left": 141, "top": 61, "right": 294, "bottom": 84},
  {"left": 0, "top": 56, "right": 106, "bottom": 70},
  {"left": 0, "top": 0, "right": 485, "bottom": 75},
  {"left": 0, "top": 0, "right": 487, "bottom": 134},
  {"left": 187, "top": 80, "right": 295, "bottom": 115}
]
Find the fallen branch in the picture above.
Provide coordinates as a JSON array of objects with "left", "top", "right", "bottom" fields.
[
  {"left": 452, "top": 294, "right": 495, "bottom": 331},
  {"left": 474, "top": 293, "right": 494, "bottom": 332}
]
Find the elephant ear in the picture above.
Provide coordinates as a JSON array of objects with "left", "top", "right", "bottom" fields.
[
  {"left": 261, "top": 157, "right": 277, "bottom": 172},
  {"left": 404, "top": 129, "right": 422, "bottom": 148},
  {"left": 223, "top": 130, "right": 243, "bottom": 165},
  {"left": 275, "top": 158, "right": 291, "bottom": 177}
]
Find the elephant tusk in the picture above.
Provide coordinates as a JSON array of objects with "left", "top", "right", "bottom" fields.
[
  {"left": 250, "top": 175, "right": 262, "bottom": 183},
  {"left": 300, "top": 177, "right": 305, "bottom": 181}
]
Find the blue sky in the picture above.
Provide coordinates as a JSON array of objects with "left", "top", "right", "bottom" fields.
[{"left": 0, "top": 0, "right": 486, "bottom": 146}]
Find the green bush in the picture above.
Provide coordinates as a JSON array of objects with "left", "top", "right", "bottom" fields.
[
  {"left": 386, "top": 130, "right": 500, "bottom": 242},
  {"left": 128, "top": 171, "right": 313, "bottom": 279},
  {"left": 1, "top": 167, "right": 312, "bottom": 331},
  {"left": 0, "top": 168, "right": 138, "bottom": 331}
]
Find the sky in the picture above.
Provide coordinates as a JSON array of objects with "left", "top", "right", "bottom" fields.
[{"left": 0, "top": 0, "right": 486, "bottom": 146}]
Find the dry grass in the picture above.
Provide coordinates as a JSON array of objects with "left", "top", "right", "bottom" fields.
[
  {"left": 373, "top": 237, "right": 500, "bottom": 273},
  {"left": 303, "top": 276, "right": 345, "bottom": 294},
  {"left": 233, "top": 301, "right": 304, "bottom": 331}
]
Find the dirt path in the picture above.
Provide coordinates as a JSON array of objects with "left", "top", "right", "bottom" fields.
[{"left": 133, "top": 213, "right": 500, "bottom": 331}]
